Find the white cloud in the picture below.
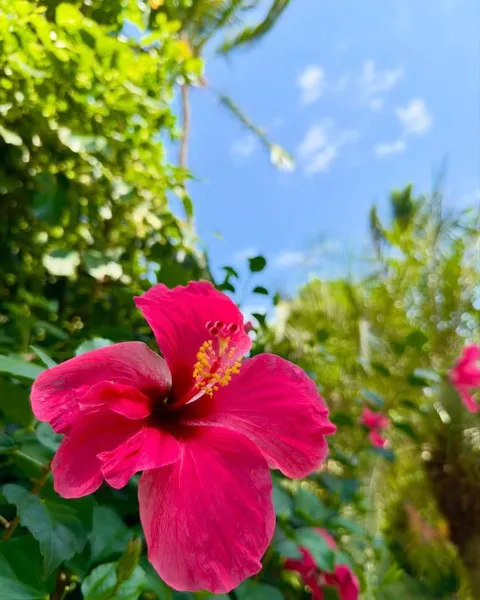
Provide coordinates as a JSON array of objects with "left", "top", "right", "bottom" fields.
[
  {"left": 233, "top": 247, "right": 258, "bottom": 262},
  {"left": 360, "top": 60, "right": 403, "bottom": 109},
  {"left": 230, "top": 134, "right": 258, "bottom": 159},
  {"left": 297, "top": 122, "right": 358, "bottom": 174},
  {"left": 395, "top": 98, "right": 432, "bottom": 135},
  {"left": 297, "top": 65, "right": 325, "bottom": 105},
  {"left": 273, "top": 250, "right": 320, "bottom": 269},
  {"left": 273, "top": 251, "right": 308, "bottom": 269},
  {"left": 374, "top": 138, "right": 406, "bottom": 157}
]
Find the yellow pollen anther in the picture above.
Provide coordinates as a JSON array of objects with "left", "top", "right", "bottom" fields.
[{"left": 192, "top": 337, "right": 241, "bottom": 397}]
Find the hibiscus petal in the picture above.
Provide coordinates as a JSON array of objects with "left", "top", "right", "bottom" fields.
[
  {"left": 334, "top": 565, "right": 360, "bottom": 600},
  {"left": 138, "top": 427, "right": 274, "bottom": 593},
  {"left": 459, "top": 386, "right": 479, "bottom": 413},
  {"left": 369, "top": 430, "right": 387, "bottom": 449},
  {"left": 135, "top": 282, "right": 251, "bottom": 399},
  {"left": 99, "top": 427, "right": 181, "bottom": 489},
  {"left": 185, "top": 354, "right": 336, "bottom": 478},
  {"left": 80, "top": 381, "right": 151, "bottom": 419},
  {"left": 52, "top": 412, "right": 141, "bottom": 498},
  {"left": 31, "top": 342, "right": 171, "bottom": 433}
]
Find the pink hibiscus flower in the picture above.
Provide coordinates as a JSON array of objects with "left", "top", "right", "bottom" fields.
[
  {"left": 285, "top": 529, "right": 359, "bottom": 600},
  {"left": 450, "top": 345, "right": 480, "bottom": 413},
  {"left": 360, "top": 407, "right": 389, "bottom": 449},
  {"left": 31, "top": 282, "right": 336, "bottom": 593}
]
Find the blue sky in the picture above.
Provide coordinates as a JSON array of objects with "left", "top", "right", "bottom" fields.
[{"left": 179, "top": 0, "right": 479, "bottom": 314}]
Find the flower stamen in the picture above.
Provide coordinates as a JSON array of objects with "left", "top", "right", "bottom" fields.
[{"left": 191, "top": 322, "right": 242, "bottom": 399}]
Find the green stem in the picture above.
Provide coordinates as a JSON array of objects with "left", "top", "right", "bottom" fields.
[
  {"left": 12, "top": 449, "right": 45, "bottom": 470},
  {"left": 0, "top": 514, "right": 9, "bottom": 528}
]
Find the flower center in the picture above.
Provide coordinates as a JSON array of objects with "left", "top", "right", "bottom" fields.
[{"left": 189, "top": 320, "right": 242, "bottom": 402}]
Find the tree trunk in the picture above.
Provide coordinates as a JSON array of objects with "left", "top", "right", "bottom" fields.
[
  {"left": 179, "top": 83, "right": 190, "bottom": 169},
  {"left": 462, "top": 536, "right": 480, "bottom": 598}
]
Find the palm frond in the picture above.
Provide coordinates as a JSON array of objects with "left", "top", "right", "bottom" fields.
[
  {"left": 218, "top": 0, "right": 290, "bottom": 54},
  {"left": 217, "top": 93, "right": 295, "bottom": 171}
]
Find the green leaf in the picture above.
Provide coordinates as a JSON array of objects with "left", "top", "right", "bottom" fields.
[
  {"left": 322, "top": 587, "right": 341, "bottom": 600},
  {"left": 275, "top": 539, "right": 302, "bottom": 559},
  {"left": 330, "top": 517, "right": 364, "bottom": 536},
  {"left": 83, "top": 251, "right": 123, "bottom": 281},
  {"left": 33, "top": 173, "right": 66, "bottom": 225},
  {"left": 43, "top": 249, "right": 80, "bottom": 277},
  {"left": 0, "top": 431, "right": 16, "bottom": 453},
  {"left": 30, "top": 346, "right": 57, "bottom": 368},
  {"left": 253, "top": 286, "right": 269, "bottom": 295},
  {"left": 331, "top": 411, "right": 356, "bottom": 427},
  {"left": 34, "top": 320, "right": 69, "bottom": 341},
  {"left": 294, "top": 488, "right": 330, "bottom": 523},
  {"left": 392, "top": 421, "right": 418, "bottom": 440},
  {"left": 236, "top": 581, "right": 285, "bottom": 600},
  {"left": 222, "top": 266, "right": 239, "bottom": 279},
  {"left": 0, "top": 536, "right": 48, "bottom": 599},
  {"left": 0, "top": 355, "right": 44, "bottom": 380},
  {"left": 248, "top": 255, "right": 267, "bottom": 272},
  {"left": 296, "top": 527, "right": 335, "bottom": 572},
  {"left": 371, "top": 362, "right": 391, "bottom": 376},
  {"left": 361, "top": 389, "right": 385, "bottom": 408},
  {"left": 218, "top": 281, "right": 235, "bottom": 293},
  {"left": 0, "top": 125, "right": 23, "bottom": 146},
  {"left": 0, "top": 378, "right": 33, "bottom": 426},
  {"left": 272, "top": 483, "right": 292, "bottom": 518},
  {"left": 412, "top": 368, "right": 441, "bottom": 383},
  {"left": 56, "top": 2, "right": 84, "bottom": 26},
  {"left": 317, "top": 474, "right": 359, "bottom": 503},
  {"left": 75, "top": 338, "right": 113, "bottom": 356},
  {"left": 252, "top": 312, "right": 267, "bottom": 327},
  {"left": 371, "top": 446, "right": 395, "bottom": 462},
  {"left": 89, "top": 504, "right": 131, "bottom": 563},
  {"left": 405, "top": 330, "right": 428, "bottom": 349},
  {"left": 117, "top": 539, "right": 142, "bottom": 584},
  {"left": 81, "top": 562, "right": 146, "bottom": 600},
  {"left": 316, "top": 329, "right": 329, "bottom": 343},
  {"left": 3, "top": 484, "right": 89, "bottom": 574},
  {"left": 36, "top": 422, "right": 63, "bottom": 452}
]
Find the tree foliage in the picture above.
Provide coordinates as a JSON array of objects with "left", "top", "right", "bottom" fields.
[{"left": 1, "top": 2, "right": 480, "bottom": 600}]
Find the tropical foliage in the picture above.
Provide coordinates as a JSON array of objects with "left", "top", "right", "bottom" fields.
[{"left": 1, "top": 1, "right": 480, "bottom": 600}]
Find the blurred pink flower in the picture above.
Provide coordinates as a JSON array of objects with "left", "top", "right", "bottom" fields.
[
  {"left": 31, "top": 281, "right": 336, "bottom": 594},
  {"left": 450, "top": 345, "right": 480, "bottom": 413},
  {"left": 360, "top": 407, "right": 390, "bottom": 449},
  {"left": 285, "top": 528, "right": 359, "bottom": 600}
]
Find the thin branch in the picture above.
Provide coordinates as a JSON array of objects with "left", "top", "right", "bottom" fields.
[{"left": 179, "top": 83, "right": 190, "bottom": 170}]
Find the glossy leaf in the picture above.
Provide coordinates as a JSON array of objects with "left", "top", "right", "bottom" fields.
[
  {"left": 3, "top": 484, "right": 89, "bottom": 574},
  {"left": 81, "top": 562, "right": 146, "bottom": 600},
  {"left": 0, "top": 536, "right": 47, "bottom": 600}
]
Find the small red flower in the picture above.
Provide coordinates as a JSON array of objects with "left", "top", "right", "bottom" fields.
[
  {"left": 285, "top": 529, "right": 359, "bottom": 600},
  {"left": 31, "top": 282, "right": 336, "bottom": 593},
  {"left": 360, "top": 407, "right": 389, "bottom": 449},
  {"left": 450, "top": 345, "right": 480, "bottom": 413}
]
